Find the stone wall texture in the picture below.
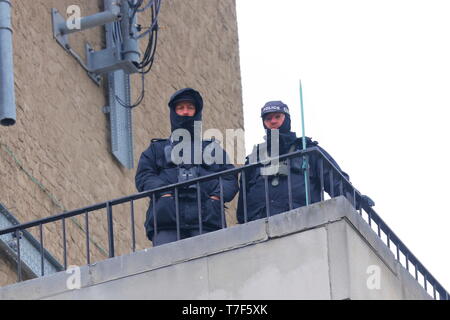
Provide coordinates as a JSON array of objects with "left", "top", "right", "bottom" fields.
[
  {"left": 0, "top": 0, "right": 243, "bottom": 287},
  {"left": 0, "top": 252, "right": 16, "bottom": 287}
]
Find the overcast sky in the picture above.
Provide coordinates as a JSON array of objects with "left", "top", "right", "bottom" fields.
[{"left": 236, "top": 0, "right": 450, "bottom": 296}]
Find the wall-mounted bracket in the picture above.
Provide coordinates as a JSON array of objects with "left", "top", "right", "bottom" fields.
[
  {"left": 49, "top": 0, "right": 149, "bottom": 169},
  {"left": 51, "top": 8, "right": 69, "bottom": 50},
  {"left": 85, "top": 43, "right": 139, "bottom": 77},
  {"left": 51, "top": 2, "right": 140, "bottom": 86}
]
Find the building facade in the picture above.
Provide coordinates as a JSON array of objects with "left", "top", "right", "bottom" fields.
[{"left": 0, "top": 0, "right": 243, "bottom": 287}]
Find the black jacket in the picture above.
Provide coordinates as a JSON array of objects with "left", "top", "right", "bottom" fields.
[
  {"left": 237, "top": 136, "right": 349, "bottom": 223},
  {"left": 136, "top": 88, "right": 238, "bottom": 240},
  {"left": 136, "top": 138, "right": 238, "bottom": 240}
]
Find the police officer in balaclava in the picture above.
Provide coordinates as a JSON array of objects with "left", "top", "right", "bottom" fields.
[
  {"left": 136, "top": 88, "right": 238, "bottom": 246},
  {"left": 236, "top": 100, "right": 356, "bottom": 223}
]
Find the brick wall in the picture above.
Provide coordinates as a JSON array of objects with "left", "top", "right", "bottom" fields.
[
  {"left": 0, "top": 0, "right": 243, "bottom": 287},
  {"left": 0, "top": 252, "right": 16, "bottom": 287}
]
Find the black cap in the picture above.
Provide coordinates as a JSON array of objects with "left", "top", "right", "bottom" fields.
[
  {"left": 167, "top": 88, "right": 204, "bottom": 133},
  {"left": 171, "top": 95, "right": 196, "bottom": 107},
  {"left": 261, "top": 101, "right": 289, "bottom": 118},
  {"left": 168, "top": 88, "right": 203, "bottom": 113}
]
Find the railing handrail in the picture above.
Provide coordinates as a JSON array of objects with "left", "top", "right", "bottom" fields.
[
  {"left": 365, "top": 205, "right": 447, "bottom": 298},
  {"left": 0, "top": 147, "right": 448, "bottom": 299},
  {"left": 0, "top": 147, "right": 326, "bottom": 235}
]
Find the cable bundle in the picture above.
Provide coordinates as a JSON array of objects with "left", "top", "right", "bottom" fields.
[
  {"left": 116, "top": 0, "right": 162, "bottom": 108},
  {"left": 129, "top": 0, "right": 162, "bottom": 74}
]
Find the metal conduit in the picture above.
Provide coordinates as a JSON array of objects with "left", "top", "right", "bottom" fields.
[{"left": 0, "top": 0, "right": 16, "bottom": 126}]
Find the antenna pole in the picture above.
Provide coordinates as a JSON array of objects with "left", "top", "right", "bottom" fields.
[{"left": 299, "top": 80, "right": 310, "bottom": 205}]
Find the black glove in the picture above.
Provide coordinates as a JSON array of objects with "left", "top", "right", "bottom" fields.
[{"left": 361, "top": 194, "right": 375, "bottom": 207}]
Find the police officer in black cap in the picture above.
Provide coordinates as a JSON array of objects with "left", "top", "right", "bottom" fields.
[
  {"left": 136, "top": 88, "right": 238, "bottom": 246},
  {"left": 236, "top": 100, "right": 355, "bottom": 223}
]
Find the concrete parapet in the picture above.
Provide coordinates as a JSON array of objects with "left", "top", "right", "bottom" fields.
[{"left": 0, "top": 197, "right": 431, "bottom": 300}]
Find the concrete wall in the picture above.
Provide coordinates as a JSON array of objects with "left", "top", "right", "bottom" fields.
[
  {"left": 0, "top": 197, "right": 432, "bottom": 300},
  {"left": 0, "top": 0, "right": 243, "bottom": 285}
]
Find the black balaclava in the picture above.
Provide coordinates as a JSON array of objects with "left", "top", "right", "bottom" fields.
[
  {"left": 261, "top": 101, "right": 297, "bottom": 154},
  {"left": 167, "top": 88, "right": 203, "bottom": 167},
  {"left": 168, "top": 88, "right": 203, "bottom": 136}
]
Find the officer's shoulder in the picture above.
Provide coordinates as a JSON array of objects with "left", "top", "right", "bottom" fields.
[
  {"left": 294, "top": 137, "right": 319, "bottom": 148},
  {"left": 151, "top": 138, "right": 169, "bottom": 144},
  {"left": 202, "top": 138, "right": 221, "bottom": 146},
  {"left": 147, "top": 138, "right": 169, "bottom": 151}
]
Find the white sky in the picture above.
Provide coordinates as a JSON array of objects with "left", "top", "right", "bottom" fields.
[{"left": 236, "top": 0, "right": 450, "bottom": 295}]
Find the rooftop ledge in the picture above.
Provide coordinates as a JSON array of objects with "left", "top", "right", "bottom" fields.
[{"left": 0, "top": 196, "right": 432, "bottom": 300}]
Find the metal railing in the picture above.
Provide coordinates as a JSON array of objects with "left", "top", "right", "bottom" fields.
[{"left": 0, "top": 147, "right": 448, "bottom": 300}]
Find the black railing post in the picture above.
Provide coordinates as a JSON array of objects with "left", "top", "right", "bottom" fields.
[
  {"left": 152, "top": 193, "right": 157, "bottom": 241},
  {"left": 174, "top": 188, "right": 180, "bottom": 240},
  {"left": 219, "top": 177, "right": 225, "bottom": 229},
  {"left": 130, "top": 200, "right": 136, "bottom": 253},
  {"left": 287, "top": 158, "right": 293, "bottom": 211},
  {"left": 353, "top": 188, "right": 356, "bottom": 209},
  {"left": 405, "top": 253, "right": 409, "bottom": 271},
  {"left": 106, "top": 202, "right": 115, "bottom": 258},
  {"left": 62, "top": 218, "right": 67, "bottom": 270},
  {"left": 329, "top": 169, "right": 334, "bottom": 197},
  {"left": 16, "top": 230, "right": 22, "bottom": 282},
  {"left": 305, "top": 155, "right": 311, "bottom": 205},
  {"left": 197, "top": 182, "right": 202, "bottom": 235},
  {"left": 359, "top": 194, "right": 362, "bottom": 216},
  {"left": 387, "top": 233, "right": 391, "bottom": 249},
  {"left": 241, "top": 170, "right": 248, "bottom": 223},
  {"left": 85, "top": 211, "right": 90, "bottom": 265},
  {"left": 39, "top": 224, "right": 44, "bottom": 276},
  {"left": 264, "top": 175, "right": 270, "bottom": 218},
  {"left": 319, "top": 158, "right": 324, "bottom": 202}
]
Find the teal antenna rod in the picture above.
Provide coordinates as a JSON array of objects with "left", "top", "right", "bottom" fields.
[
  {"left": 299, "top": 80, "right": 310, "bottom": 205},
  {"left": 300, "top": 80, "right": 307, "bottom": 150}
]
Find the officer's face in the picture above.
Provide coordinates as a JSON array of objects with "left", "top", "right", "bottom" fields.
[
  {"left": 175, "top": 101, "right": 196, "bottom": 116},
  {"left": 263, "top": 112, "right": 285, "bottom": 129}
]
